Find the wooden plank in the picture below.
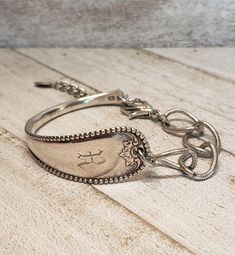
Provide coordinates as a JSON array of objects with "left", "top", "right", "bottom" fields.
[
  {"left": 146, "top": 48, "right": 235, "bottom": 82},
  {"left": 0, "top": 127, "right": 192, "bottom": 255},
  {"left": 17, "top": 48, "right": 235, "bottom": 153},
  {"left": 0, "top": 49, "right": 234, "bottom": 255},
  {"left": 0, "top": 1, "right": 235, "bottom": 47}
]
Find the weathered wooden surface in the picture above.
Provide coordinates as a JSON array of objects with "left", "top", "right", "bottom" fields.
[
  {"left": 0, "top": 1, "right": 235, "bottom": 47},
  {"left": 147, "top": 48, "right": 235, "bottom": 82},
  {"left": 1, "top": 127, "right": 190, "bottom": 255},
  {"left": 0, "top": 49, "right": 235, "bottom": 255},
  {"left": 17, "top": 48, "right": 235, "bottom": 153}
]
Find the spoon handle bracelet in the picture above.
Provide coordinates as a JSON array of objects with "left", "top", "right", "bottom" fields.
[{"left": 25, "top": 78, "right": 221, "bottom": 184}]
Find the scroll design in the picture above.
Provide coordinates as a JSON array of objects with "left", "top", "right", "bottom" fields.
[{"left": 120, "top": 134, "right": 141, "bottom": 168}]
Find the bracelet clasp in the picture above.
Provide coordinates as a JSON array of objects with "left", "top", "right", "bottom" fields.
[{"left": 120, "top": 96, "right": 154, "bottom": 119}]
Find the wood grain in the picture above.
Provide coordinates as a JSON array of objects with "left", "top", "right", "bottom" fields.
[
  {"left": 0, "top": 128, "right": 192, "bottom": 255},
  {"left": 0, "top": 0, "right": 235, "bottom": 47},
  {"left": 0, "top": 49, "right": 234, "bottom": 255},
  {"left": 147, "top": 48, "right": 235, "bottom": 83},
  {"left": 17, "top": 48, "right": 235, "bottom": 153}
]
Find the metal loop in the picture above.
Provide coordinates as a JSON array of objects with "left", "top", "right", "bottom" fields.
[
  {"left": 155, "top": 148, "right": 198, "bottom": 171},
  {"left": 138, "top": 147, "right": 198, "bottom": 172},
  {"left": 152, "top": 109, "right": 170, "bottom": 125},
  {"left": 161, "top": 109, "right": 202, "bottom": 136},
  {"left": 183, "top": 121, "right": 221, "bottom": 158},
  {"left": 179, "top": 142, "right": 218, "bottom": 180},
  {"left": 136, "top": 148, "right": 156, "bottom": 166}
]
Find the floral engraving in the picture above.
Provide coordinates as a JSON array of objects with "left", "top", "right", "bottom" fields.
[{"left": 120, "top": 134, "right": 141, "bottom": 168}]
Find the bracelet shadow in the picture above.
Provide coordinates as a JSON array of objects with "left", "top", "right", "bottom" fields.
[{"left": 122, "top": 168, "right": 184, "bottom": 184}]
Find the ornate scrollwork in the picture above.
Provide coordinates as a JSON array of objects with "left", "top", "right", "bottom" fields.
[{"left": 120, "top": 134, "right": 141, "bottom": 168}]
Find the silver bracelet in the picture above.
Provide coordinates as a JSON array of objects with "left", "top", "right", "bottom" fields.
[{"left": 25, "top": 78, "right": 221, "bottom": 184}]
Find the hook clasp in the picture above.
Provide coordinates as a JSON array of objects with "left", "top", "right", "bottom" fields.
[{"left": 120, "top": 96, "right": 155, "bottom": 119}]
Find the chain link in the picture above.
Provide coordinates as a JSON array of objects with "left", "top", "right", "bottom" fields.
[
  {"left": 153, "top": 115, "right": 220, "bottom": 180},
  {"left": 53, "top": 78, "right": 88, "bottom": 97},
  {"left": 35, "top": 78, "right": 88, "bottom": 98},
  {"left": 121, "top": 96, "right": 221, "bottom": 181}
]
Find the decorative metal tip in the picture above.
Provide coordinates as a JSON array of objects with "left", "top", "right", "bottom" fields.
[{"left": 34, "top": 82, "right": 53, "bottom": 88}]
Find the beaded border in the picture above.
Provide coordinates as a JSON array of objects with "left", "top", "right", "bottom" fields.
[{"left": 28, "top": 126, "right": 152, "bottom": 184}]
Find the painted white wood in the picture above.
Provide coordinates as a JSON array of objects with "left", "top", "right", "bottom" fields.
[
  {"left": 0, "top": 49, "right": 234, "bottom": 255},
  {"left": 0, "top": 128, "right": 191, "bottom": 255},
  {"left": 147, "top": 48, "right": 235, "bottom": 82},
  {"left": 0, "top": 50, "right": 193, "bottom": 255},
  {"left": 0, "top": 1, "right": 235, "bottom": 47}
]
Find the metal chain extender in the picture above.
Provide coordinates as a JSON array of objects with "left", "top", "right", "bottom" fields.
[{"left": 35, "top": 78, "right": 221, "bottom": 181}]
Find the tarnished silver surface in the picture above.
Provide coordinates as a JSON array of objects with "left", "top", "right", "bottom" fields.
[
  {"left": 26, "top": 127, "right": 148, "bottom": 181},
  {"left": 25, "top": 78, "right": 221, "bottom": 184},
  {"left": 25, "top": 85, "right": 150, "bottom": 184}
]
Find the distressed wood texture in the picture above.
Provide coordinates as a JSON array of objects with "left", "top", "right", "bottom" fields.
[
  {"left": 0, "top": 0, "right": 235, "bottom": 47},
  {"left": 0, "top": 127, "right": 190, "bottom": 255},
  {"left": 0, "top": 48, "right": 235, "bottom": 255},
  {"left": 147, "top": 48, "right": 235, "bottom": 83}
]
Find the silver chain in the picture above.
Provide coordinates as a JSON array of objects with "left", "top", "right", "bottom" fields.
[
  {"left": 35, "top": 78, "right": 87, "bottom": 98},
  {"left": 120, "top": 96, "right": 221, "bottom": 181}
]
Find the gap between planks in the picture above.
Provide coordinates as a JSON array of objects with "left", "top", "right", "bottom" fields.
[
  {"left": 0, "top": 48, "right": 234, "bottom": 255},
  {"left": 142, "top": 48, "right": 235, "bottom": 85},
  {"left": 15, "top": 49, "right": 235, "bottom": 124},
  {"left": 0, "top": 125, "right": 195, "bottom": 255},
  {"left": 13, "top": 49, "right": 100, "bottom": 94}
]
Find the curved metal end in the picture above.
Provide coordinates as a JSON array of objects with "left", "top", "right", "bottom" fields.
[
  {"left": 179, "top": 142, "right": 218, "bottom": 181},
  {"left": 34, "top": 82, "right": 53, "bottom": 88}
]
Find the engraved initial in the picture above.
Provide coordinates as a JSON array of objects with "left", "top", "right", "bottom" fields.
[{"left": 77, "top": 149, "right": 106, "bottom": 168}]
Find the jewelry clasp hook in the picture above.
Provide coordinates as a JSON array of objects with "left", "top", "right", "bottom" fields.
[{"left": 120, "top": 96, "right": 154, "bottom": 119}]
